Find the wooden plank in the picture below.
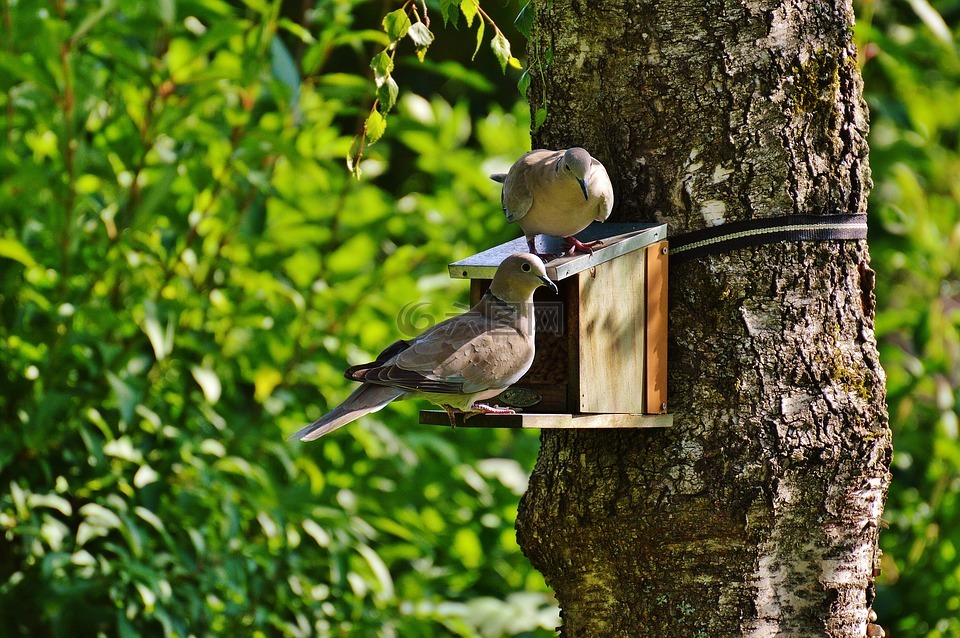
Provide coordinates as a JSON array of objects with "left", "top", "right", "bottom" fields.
[
  {"left": 645, "top": 242, "right": 669, "bottom": 413},
  {"left": 419, "top": 410, "right": 673, "bottom": 429},
  {"left": 577, "top": 249, "right": 646, "bottom": 413}
]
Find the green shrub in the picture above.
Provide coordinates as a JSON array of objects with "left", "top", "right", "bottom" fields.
[{"left": 0, "top": 1, "right": 556, "bottom": 635}]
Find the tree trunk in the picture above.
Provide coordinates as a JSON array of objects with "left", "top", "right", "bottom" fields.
[{"left": 515, "top": 1, "right": 892, "bottom": 636}]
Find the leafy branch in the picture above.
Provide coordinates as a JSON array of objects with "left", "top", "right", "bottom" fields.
[
  {"left": 347, "top": 0, "right": 521, "bottom": 177},
  {"left": 513, "top": 1, "right": 550, "bottom": 132}
]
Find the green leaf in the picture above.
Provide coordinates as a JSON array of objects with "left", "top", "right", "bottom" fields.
[
  {"left": 453, "top": 528, "right": 483, "bottom": 569},
  {"left": 906, "top": 0, "right": 953, "bottom": 44},
  {"left": 491, "top": 32, "right": 512, "bottom": 72},
  {"left": 515, "top": 3, "right": 535, "bottom": 39},
  {"left": 377, "top": 75, "right": 399, "bottom": 113},
  {"left": 408, "top": 22, "right": 434, "bottom": 48},
  {"left": 366, "top": 110, "right": 387, "bottom": 144},
  {"left": 279, "top": 17, "right": 316, "bottom": 43},
  {"left": 356, "top": 544, "right": 395, "bottom": 601},
  {"left": 534, "top": 106, "right": 547, "bottom": 131},
  {"left": 460, "top": 0, "right": 479, "bottom": 27},
  {"left": 71, "top": 0, "right": 118, "bottom": 44},
  {"left": 253, "top": 368, "right": 283, "bottom": 402},
  {"left": 0, "top": 237, "right": 38, "bottom": 268},
  {"left": 191, "top": 366, "right": 222, "bottom": 404},
  {"left": 27, "top": 493, "right": 73, "bottom": 516},
  {"left": 472, "top": 20, "right": 485, "bottom": 61},
  {"left": 142, "top": 300, "right": 173, "bottom": 361},
  {"left": 346, "top": 133, "right": 364, "bottom": 177},
  {"left": 438, "top": 0, "right": 459, "bottom": 26},
  {"left": 157, "top": 0, "right": 175, "bottom": 26},
  {"left": 382, "top": 8, "right": 411, "bottom": 41},
  {"left": 271, "top": 36, "right": 300, "bottom": 95},
  {"left": 107, "top": 372, "right": 139, "bottom": 424},
  {"left": 517, "top": 68, "right": 531, "bottom": 96},
  {"left": 370, "top": 50, "right": 394, "bottom": 82}
]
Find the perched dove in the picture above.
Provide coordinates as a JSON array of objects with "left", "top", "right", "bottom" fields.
[
  {"left": 491, "top": 147, "right": 614, "bottom": 255},
  {"left": 289, "top": 253, "right": 558, "bottom": 441}
]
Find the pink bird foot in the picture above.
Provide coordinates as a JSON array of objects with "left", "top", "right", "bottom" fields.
[
  {"left": 564, "top": 236, "right": 604, "bottom": 255},
  {"left": 464, "top": 403, "right": 517, "bottom": 420}
]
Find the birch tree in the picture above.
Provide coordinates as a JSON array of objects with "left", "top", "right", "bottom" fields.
[{"left": 515, "top": 1, "right": 892, "bottom": 635}]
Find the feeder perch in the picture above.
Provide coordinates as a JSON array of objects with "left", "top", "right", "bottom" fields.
[{"left": 419, "top": 222, "right": 672, "bottom": 429}]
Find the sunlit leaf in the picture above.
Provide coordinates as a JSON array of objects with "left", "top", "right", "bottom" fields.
[
  {"left": 191, "top": 366, "right": 222, "bottom": 404},
  {"left": 356, "top": 544, "right": 395, "bottom": 601},
  {"left": 408, "top": 22, "right": 434, "bottom": 49},
  {"left": 460, "top": 0, "right": 479, "bottom": 27},
  {"left": 491, "top": 32, "right": 511, "bottom": 72},
  {"left": 370, "top": 50, "right": 394, "bottom": 82},
  {"left": 0, "top": 238, "right": 38, "bottom": 268},
  {"left": 905, "top": 0, "right": 952, "bottom": 45},
  {"left": 142, "top": 300, "right": 173, "bottom": 361},
  {"left": 26, "top": 493, "right": 73, "bottom": 517},
  {"left": 472, "top": 20, "right": 485, "bottom": 61},
  {"left": 157, "top": 0, "right": 175, "bottom": 26},
  {"left": 254, "top": 368, "right": 283, "bottom": 402},
  {"left": 377, "top": 75, "right": 399, "bottom": 113},
  {"left": 382, "top": 8, "right": 411, "bottom": 41},
  {"left": 279, "top": 17, "right": 316, "bottom": 44},
  {"left": 366, "top": 109, "right": 387, "bottom": 144}
]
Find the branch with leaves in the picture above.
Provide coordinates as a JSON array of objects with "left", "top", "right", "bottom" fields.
[{"left": 347, "top": 0, "right": 521, "bottom": 176}]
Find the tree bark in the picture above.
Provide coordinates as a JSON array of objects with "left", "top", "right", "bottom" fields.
[{"left": 515, "top": 1, "right": 892, "bottom": 636}]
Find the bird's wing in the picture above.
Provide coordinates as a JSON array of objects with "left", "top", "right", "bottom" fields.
[
  {"left": 357, "top": 311, "right": 532, "bottom": 395},
  {"left": 501, "top": 150, "right": 557, "bottom": 224},
  {"left": 344, "top": 339, "right": 411, "bottom": 381},
  {"left": 590, "top": 159, "right": 615, "bottom": 222}
]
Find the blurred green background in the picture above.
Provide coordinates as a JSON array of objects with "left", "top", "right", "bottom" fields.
[{"left": 0, "top": 0, "right": 957, "bottom": 636}]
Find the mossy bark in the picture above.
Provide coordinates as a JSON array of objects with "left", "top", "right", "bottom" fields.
[{"left": 515, "top": 1, "right": 891, "bottom": 636}]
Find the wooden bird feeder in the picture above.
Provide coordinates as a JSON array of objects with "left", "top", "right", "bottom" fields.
[{"left": 419, "top": 222, "right": 672, "bottom": 429}]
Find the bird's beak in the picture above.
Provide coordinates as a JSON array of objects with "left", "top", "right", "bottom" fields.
[
  {"left": 539, "top": 275, "right": 559, "bottom": 294},
  {"left": 578, "top": 178, "right": 589, "bottom": 201}
]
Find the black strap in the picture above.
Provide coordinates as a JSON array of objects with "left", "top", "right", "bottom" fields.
[{"left": 668, "top": 214, "right": 868, "bottom": 264}]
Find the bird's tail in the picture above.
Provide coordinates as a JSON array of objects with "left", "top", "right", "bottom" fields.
[{"left": 288, "top": 384, "right": 405, "bottom": 441}]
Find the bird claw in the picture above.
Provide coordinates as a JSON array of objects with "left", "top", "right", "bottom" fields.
[
  {"left": 468, "top": 403, "right": 517, "bottom": 417},
  {"left": 442, "top": 405, "right": 460, "bottom": 430},
  {"left": 564, "top": 237, "right": 604, "bottom": 255}
]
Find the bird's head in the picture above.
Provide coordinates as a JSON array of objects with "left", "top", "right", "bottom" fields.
[
  {"left": 561, "top": 147, "right": 592, "bottom": 201},
  {"left": 490, "top": 253, "right": 558, "bottom": 301}
]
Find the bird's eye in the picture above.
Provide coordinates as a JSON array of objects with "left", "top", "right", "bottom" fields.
[
  {"left": 521, "top": 263, "right": 531, "bottom": 272},
  {"left": 565, "top": 165, "right": 571, "bottom": 171}
]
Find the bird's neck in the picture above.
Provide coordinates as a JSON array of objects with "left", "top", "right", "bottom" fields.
[{"left": 481, "top": 290, "right": 534, "bottom": 332}]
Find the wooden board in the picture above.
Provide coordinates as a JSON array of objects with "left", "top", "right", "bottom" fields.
[
  {"left": 576, "top": 249, "right": 647, "bottom": 413},
  {"left": 419, "top": 410, "right": 673, "bottom": 429},
  {"left": 645, "top": 241, "right": 669, "bottom": 413}
]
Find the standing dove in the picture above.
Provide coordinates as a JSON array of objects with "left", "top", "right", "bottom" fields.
[
  {"left": 492, "top": 147, "right": 614, "bottom": 255},
  {"left": 289, "top": 253, "right": 557, "bottom": 441}
]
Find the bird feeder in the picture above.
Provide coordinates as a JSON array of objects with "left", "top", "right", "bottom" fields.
[{"left": 419, "top": 223, "right": 672, "bottom": 429}]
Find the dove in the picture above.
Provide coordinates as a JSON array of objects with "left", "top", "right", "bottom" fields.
[
  {"left": 491, "top": 147, "right": 614, "bottom": 255},
  {"left": 289, "top": 253, "right": 558, "bottom": 441}
]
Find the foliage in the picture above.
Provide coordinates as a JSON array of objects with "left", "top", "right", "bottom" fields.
[
  {"left": 0, "top": 0, "right": 557, "bottom": 636},
  {"left": 856, "top": 0, "right": 960, "bottom": 635},
  {"left": 348, "top": 0, "right": 521, "bottom": 174}
]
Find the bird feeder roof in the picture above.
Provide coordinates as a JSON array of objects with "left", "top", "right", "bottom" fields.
[{"left": 448, "top": 222, "right": 667, "bottom": 281}]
